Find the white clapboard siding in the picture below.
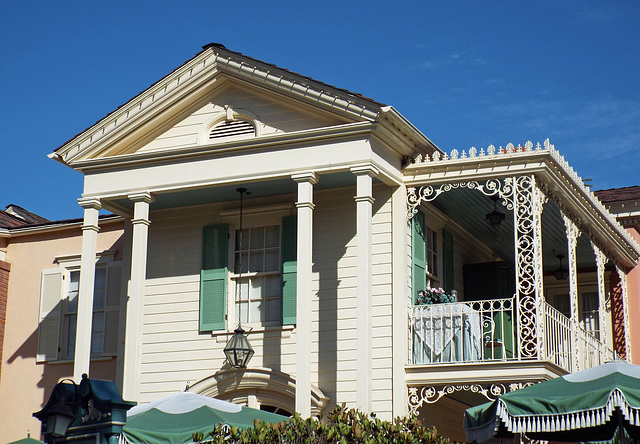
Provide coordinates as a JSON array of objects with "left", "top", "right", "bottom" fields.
[{"left": 136, "top": 186, "right": 396, "bottom": 417}]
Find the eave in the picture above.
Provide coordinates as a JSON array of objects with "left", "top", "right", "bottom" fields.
[
  {"left": 403, "top": 141, "right": 640, "bottom": 268},
  {"left": 0, "top": 215, "right": 123, "bottom": 239}
]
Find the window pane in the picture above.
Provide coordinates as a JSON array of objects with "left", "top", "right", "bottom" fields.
[
  {"left": 249, "top": 277, "right": 264, "bottom": 300},
  {"left": 66, "top": 314, "right": 77, "bottom": 357},
  {"left": 265, "top": 249, "right": 279, "bottom": 272},
  {"left": 93, "top": 268, "right": 106, "bottom": 310},
  {"left": 237, "top": 279, "right": 249, "bottom": 301},
  {"left": 235, "top": 251, "right": 248, "bottom": 274},
  {"left": 68, "top": 271, "right": 80, "bottom": 313},
  {"left": 250, "top": 251, "right": 264, "bottom": 272},
  {"left": 265, "top": 226, "right": 279, "bottom": 248},
  {"left": 92, "top": 313, "right": 104, "bottom": 355},
  {"left": 249, "top": 299, "right": 262, "bottom": 323},
  {"left": 238, "top": 301, "right": 249, "bottom": 324},
  {"left": 266, "top": 275, "right": 281, "bottom": 297},
  {"left": 250, "top": 227, "right": 265, "bottom": 249}
]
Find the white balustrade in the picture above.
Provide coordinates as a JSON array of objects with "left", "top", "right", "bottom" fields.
[{"left": 409, "top": 298, "right": 617, "bottom": 372}]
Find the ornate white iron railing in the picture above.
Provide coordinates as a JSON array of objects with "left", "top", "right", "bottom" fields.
[{"left": 409, "top": 298, "right": 616, "bottom": 371}]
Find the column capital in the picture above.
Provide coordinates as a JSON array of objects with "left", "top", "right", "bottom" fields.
[
  {"left": 128, "top": 191, "right": 156, "bottom": 204},
  {"left": 78, "top": 197, "right": 102, "bottom": 210},
  {"left": 350, "top": 164, "right": 379, "bottom": 178},
  {"left": 292, "top": 171, "right": 318, "bottom": 184}
]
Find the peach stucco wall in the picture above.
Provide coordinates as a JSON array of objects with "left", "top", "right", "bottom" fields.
[
  {"left": 0, "top": 221, "right": 124, "bottom": 443},
  {"left": 626, "top": 228, "right": 640, "bottom": 365}
]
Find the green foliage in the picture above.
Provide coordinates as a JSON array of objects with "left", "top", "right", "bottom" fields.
[{"left": 194, "top": 405, "right": 451, "bottom": 444}]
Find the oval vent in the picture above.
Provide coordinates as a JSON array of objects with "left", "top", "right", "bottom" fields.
[{"left": 209, "top": 119, "right": 255, "bottom": 141}]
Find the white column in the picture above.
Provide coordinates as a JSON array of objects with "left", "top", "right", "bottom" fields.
[
  {"left": 591, "top": 242, "right": 608, "bottom": 347},
  {"left": 391, "top": 185, "right": 408, "bottom": 418},
  {"left": 563, "top": 214, "right": 581, "bottom": 371},
  {"left": 74, "top": 197, "right": 102, "bottom": 382},
  {"left": 351, "top": 164, "right": 378, "bottom": 414},
  {"left": 122, "top": 192, "right": 154, "bottom": 400},
  {"left": 292, "top": 172, "right": 317, "bottom": 417}
]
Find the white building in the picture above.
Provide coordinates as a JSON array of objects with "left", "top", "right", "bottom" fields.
[{"left": 11, "top": 44, "right": 640, "bottom": 441}]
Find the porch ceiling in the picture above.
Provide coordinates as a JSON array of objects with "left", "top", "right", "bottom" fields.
[
  {"left": 433, "top": 188, "right": 600, "bottom": 273},
  {"left": 103, "top": 171, "right": 360, "bottom": 215}
]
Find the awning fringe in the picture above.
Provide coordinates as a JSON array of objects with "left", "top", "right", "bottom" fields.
[{"left": 500, "top": 388, "right": 639, "bottom": 434}]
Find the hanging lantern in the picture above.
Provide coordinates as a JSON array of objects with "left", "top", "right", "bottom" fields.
[{"left": 223, "top": 326, "right": 254, "bottom": 368}]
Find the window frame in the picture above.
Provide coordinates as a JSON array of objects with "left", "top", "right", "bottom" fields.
[
  {"left": 37, "top": 250, "right": 121, "bottom": 363},
  {"left": 220, "top": 204, "right": 294, "bottom": 330}
]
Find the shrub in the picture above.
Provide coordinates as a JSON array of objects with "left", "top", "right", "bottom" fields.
[{"left": 195, "top": 405, "right": 451, "bottom": 443}]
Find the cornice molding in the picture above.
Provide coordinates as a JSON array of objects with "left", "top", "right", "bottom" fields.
[{"left": 70, "top": 122, "right": 375, "bottom": 172}]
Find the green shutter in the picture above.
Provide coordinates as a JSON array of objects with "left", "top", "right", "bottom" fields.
[
  {"left": 411, "top": 210, "right": 426, "bottom": 304},
  {"left": 443, "top": 229, "right": 454, "bottom": 293},
  {"left": 281, "top": 216, "right": 297, "bottom": 325},
  {"left": 200, "top": 224, "right": 229, "bottom": 331}
]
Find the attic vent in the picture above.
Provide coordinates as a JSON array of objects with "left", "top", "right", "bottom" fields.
[{"left": 209, "top": 120, "right": 255, "bottom": 140}]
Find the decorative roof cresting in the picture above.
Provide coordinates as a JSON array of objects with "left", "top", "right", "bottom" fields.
[{"left": 407, "top": 139, "right": 640, "bottom": 258}]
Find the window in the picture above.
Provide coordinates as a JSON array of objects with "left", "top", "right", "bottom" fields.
[
  {"left": 37, "top": 255, "right": 122, "bottom": 362},
  {"left": 232, "top": 225, "right": 281, "bottom": 324},
  {"left": 199, "top": 209, "right": 297, "bottom": 331},
  {"left": 412, "top": 209, "right": 453, "bottom": 303},
  {"left": 548, "top": 287, "right": 601, "bottom": 339},
  {"left": 425, "top": 226, "right": 439, "bottom": 287}
]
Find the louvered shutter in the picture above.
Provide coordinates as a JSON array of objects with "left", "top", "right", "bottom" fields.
[
  {"left": 281, "top": 216, "right": 297, "bottom": 325},
  {"left": 103, "top": 263, "right": 122, "bottom": 355},
  {"left": 411, "top": 210, "right": 427, "bottom": 304},
  {"left": 37, "top": 269, "right": 62, "bottom": 361},
  {"left": 442, "top": 229, "right": 454, "bottom": 293},
  {"left": 200, "top": 224, "right": 229, "bottom": 331}
]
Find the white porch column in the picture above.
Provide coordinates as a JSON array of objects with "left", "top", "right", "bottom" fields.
[
  {"left": 122, "top": 192, "right": 154, "bottom": 400},
  {"left": 391, "top": 185, "right": 408, "bottom": 418},
  {"left": 616, "top": 264, "right": 632, "bottom": 361},
  {"left": 293, "top": 172, "right": 317, "bottom": 417},
  {"left": 563, "top": 214, "right": 582, "bottom": 371},
  {"left": 74, "top": 197, "right": 102, "bottom": 382},
  {"left": 351, "top": 164, "right": 378, "bottom": 414},
  {"left": 591, "top": 242, "right": 608, "bottom": 347}
]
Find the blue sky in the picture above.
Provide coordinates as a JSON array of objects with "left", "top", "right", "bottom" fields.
[{"left": 2, "top": 1, "right": 639, "bottom": 221}]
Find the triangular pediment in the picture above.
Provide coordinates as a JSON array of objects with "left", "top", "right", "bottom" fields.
[{"left": 52, "top": 44, "right": 386, "bottom": 166}]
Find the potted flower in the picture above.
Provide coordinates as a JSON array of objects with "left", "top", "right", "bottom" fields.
[{"left": 416, "top": 286, "right": 456, "bottom": 305}]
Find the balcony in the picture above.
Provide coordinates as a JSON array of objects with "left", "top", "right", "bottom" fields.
[{"left": 408, "top": 297, "right": 616, "bottom": 373}]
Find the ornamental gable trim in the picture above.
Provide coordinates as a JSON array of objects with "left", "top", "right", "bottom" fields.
[{"left": 51, "top": 44, "right": 388, "bottom": 166}]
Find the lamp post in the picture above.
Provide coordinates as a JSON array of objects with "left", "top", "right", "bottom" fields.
[
  {"left": 223, "top": 187, "right": 255, "bottom": 368},
  {"left": 34, "top": 374, "right": 135, "bottom": 444}
]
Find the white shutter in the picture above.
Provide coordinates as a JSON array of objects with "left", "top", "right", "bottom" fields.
[
  {"left": 103, "top": 262, "right": 122, "bottom": 356},
  {"left": 37, "top": 269, "right": 62, "bottom": 362}
]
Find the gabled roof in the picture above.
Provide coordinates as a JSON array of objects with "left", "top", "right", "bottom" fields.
[{"left": 50, "top": 44, "right": 437, "bottom": 167}]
